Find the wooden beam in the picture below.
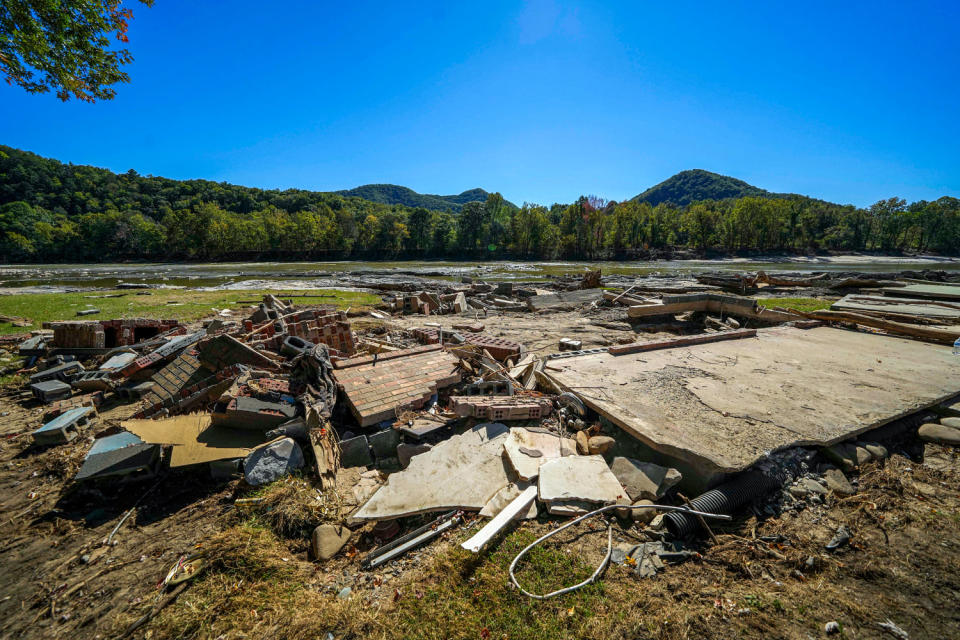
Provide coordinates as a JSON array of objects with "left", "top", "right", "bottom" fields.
[{"left": 608, "top": 328, "right": 757, "bottom": 355}]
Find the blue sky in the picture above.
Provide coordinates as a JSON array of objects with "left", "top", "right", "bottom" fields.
[{"left": 1, "top": 1, "right": 958, "bottom": 207}]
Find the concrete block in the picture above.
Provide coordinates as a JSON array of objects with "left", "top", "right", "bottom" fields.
[
  {"left": 340, "top": 435, "right": 373, "bottom": 467},
  {"left": 369, "top": 428, "right": 400, "bottom": 459},
  {"left": 33, "top": 406, "right": 94, "bottom": 445},
  {"left": 31, "top": 380, "right": 72, "bottom": 404}
]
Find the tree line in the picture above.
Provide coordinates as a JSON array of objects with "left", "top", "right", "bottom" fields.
[{"left": 1, "top": 146, "right": 958, "bottom": 262}]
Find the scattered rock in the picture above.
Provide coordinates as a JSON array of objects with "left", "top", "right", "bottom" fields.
[
  {"left": 587, "top": 435, "right": 615, "bottom": 455},
  {"left": 918, "top": 423, "right": 960, "bottom": 446},
  {"left": 243, "top": 438, "right": 304, "bottom": 486},
  {"left": 862, "top": 442, "right": 888, "bottom": 459},
  {"left": 790, "top": 478, "right": 828, "bottom": 498},
  {"left": 630, "top": 499, "right": 657, "bottom": 524},
  {"left": 822, "top": 468, "right": 856, "bottom": 495},
  {"left": 311, "top": 524, "right": 352, "bottom": 561},
  {"left": 823, "top": 443, "right": 856, "bottom": 470},
  {"left": 337, "top": 586, "right": 352, "bottom": 599},
  {"left": 575, "top": 430, "right": 590, "bottom": 455},
  {"left": 825, "top": 525, "right": 851, "bottom": 551},
  {"left": 940, "top": 416, "right": 960, "bottom": 429},
  {"left": 609, "top": 457, "right": 682, "bottom": 501},
  {"left": 852, "top": 445, "right": 874, "bottom": 466}
]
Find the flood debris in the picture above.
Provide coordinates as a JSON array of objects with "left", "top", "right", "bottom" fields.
[{"left": 4, "top": 266, "right": 960, "bottom": 624}]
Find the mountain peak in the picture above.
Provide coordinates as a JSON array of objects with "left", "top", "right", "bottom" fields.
[{"left": 633, "top": 169, "right": 773, "bottom": 206}]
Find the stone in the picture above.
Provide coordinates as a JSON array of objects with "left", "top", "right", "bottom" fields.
[
  {"left": 397, "top": 442, "right": 431, "bottom": 468},
  {"left": 861, "top": 442, "right": 888, "bottom": 459},
  {"left": 575, "top": 431, "right": 590, "bottom": 455},
  {"left": 823, "top": 443, "right": 856, "bottom": 470},
  {"left": 587, "top": 435, "right": 615, "bottom": 455},
  {"left": 821, "top": 468, "right": 856, "bottom": 495},
  {"left": 340, "top": 435, "right": 373, "bottom": 468},
  {"left": 337, "top": 587, "right": 352, "bottom": 599},
  {"left": 311, "top": 524, "right": 352, "bottom": 561},
  {"left": 852, "top": 445, "right": 874, "bottom": 466},
  {"left": 243, "top": 438, "right": 304, "bottom": 486},
  {"left": 631, "top": 499, "right": 657, "bottom": 524},
  {"left": 609, "top": 457, "right": 682, "bottom": 501},
  {"left": 918, "top": 423, "right": 960, "bottom": 446},
  {"left": 941, "top": 417, "right": 960, "bottom": 429},
  {"left": 790, "top": 478, "right": 827, "bottom": 497}
]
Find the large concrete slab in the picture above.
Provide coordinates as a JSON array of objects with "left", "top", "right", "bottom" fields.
[
  {"left": 352, "top": 423, "right": 512, "bottom": 520},
  {"left": 546, "top": 326, "right": 960, "bottom": 480}
]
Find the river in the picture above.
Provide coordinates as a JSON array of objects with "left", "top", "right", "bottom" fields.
[{"left": 1, "top": 255, "right": 959, "bottom": 294}]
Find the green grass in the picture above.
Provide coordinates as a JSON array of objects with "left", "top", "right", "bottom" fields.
[
  {"left": 0, "top": 288, "right": 380, "bottom": 335},
  {"left": 758, "top": 297, "right": 832, "bottom": 313}
]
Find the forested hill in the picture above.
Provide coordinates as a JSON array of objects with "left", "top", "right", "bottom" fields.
[
  {"left": 1, "top": 144, "right": 958, "bottom": 262},
  {"left": 634, "top": 169, "right": 789, "bottom": 206},
  {"left": 335, "top": 184, "right": 513, "bottom": 213}
]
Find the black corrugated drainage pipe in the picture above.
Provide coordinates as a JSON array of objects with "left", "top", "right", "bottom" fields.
[{"left": 663, "top": 471, "right": 780, "bottom": 538}]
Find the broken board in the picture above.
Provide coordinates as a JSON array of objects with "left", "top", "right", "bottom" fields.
[
  {"left": 122, "top": 414, "right": 269, "bottom": 467},
  {"left": 545, "top": 326, "right": 960, "bottom": 482}
]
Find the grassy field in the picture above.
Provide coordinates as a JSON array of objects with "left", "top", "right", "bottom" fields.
[
  {"left": 0, "top": 288, "right": 380, "bottom": 335},
  {"left": 758, "top": 297, "right": 833, "bottom": 313}
]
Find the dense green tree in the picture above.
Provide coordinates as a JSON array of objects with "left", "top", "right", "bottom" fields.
[{"left": 0, "top": 0, "right": 152, "bottom": 101}]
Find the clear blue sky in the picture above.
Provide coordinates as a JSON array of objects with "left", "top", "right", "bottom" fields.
[{"left": 1, "top": 1, "right": 958, "bottom": 207}]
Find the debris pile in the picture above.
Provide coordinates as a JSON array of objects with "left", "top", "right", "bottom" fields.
[{"left": 3, "top": 266, "right": 960, "bottom": 613}]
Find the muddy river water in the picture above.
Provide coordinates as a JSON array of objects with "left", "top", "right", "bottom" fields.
[{"left": 1, "top": 256, "right": 959, "bottom": 293}]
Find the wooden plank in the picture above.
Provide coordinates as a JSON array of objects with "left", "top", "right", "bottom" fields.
[{"left": 609, "top": 329, "right": 757, "bottom": 355}]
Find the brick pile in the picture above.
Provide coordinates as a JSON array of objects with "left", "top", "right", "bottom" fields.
[
  {"left": 43, "top": 391, "right": 103, "bottom": 421},
  {"left": 248, "top": 310, "right": 356, "bottom": 355},
  {"left": 463, "top": 334, "right": 523, "bottom": 361},
  {"left": 44, "top": 319, "right": 181, "bottom": 349},
  {"left": 134, "top": 350, "right": 241, "bottom": 418},
  {"left": 333, "top": 345, "right": 461, "bottom": 427},
  {"left": 448, "top": 395, "right": 552, "bottom": 421}
]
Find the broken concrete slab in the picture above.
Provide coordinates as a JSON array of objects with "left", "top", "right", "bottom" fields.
[
  {"left": 352, "top": 423, "right": 512, "bottom": 520},
  {"left": 502, "top": 427, "right": 576, "bottom": 481},
  {"left": 243, "top": 437, "right": 304, "bottom": 486},
  {"left": 545, "top": 326, "right": 960, "bottom": 484},
  {"left": 99, "top": 351, "right": 138, "bottom": 371},
  {"left": 33, "top": 406, "right": 94, "bottom": 445},
  {"left": 537, "top": 455, "right": 626, "bottom": 506},
  {"left": 609, "top": 457, "right": 682, "bottom": 501}
]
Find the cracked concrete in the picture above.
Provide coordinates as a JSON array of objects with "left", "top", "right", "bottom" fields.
[{"left": 546, "top": 326, "right": 960, "bottom": 483}]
